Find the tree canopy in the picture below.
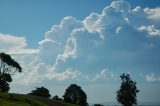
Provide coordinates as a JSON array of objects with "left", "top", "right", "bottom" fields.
[
  {"left": 0, "top": 52, "right": 22, "bottom": 92},
  {"left": 28, "top": 87, "right": 51, "bottom": 98},
  {"left": 117, "top": 73, "right": 139, "bottom": 106},
  {"left": 63, "top": 84, "right": 87, "bottom": 106}
]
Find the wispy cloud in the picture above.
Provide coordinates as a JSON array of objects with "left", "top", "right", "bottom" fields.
[
  {"left": 145, "top": 73, "right": 160, "bottom": 82},
  {"left": 0, "top": 33, "right": 38, "bottom": 54},
  {"left": 92, "top": 69, "right": 108, "bottom": 81},
  {"left": 45, "top": 68, "right": 81, "bottom": 81},
  {"left": 144, "top": 7, "right": 160, "bottom": 21},
  {"left": 0, "top": 33, "right": 26, "bottom": 50},
  {"left": 138, "top": 25, "right": 160, "bottom": 36}
]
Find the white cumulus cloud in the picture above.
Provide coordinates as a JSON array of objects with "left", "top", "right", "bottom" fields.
[
  {"left": 10, "top": 0, "right": 160, "bottom": 85},
  {"left": 111, "top": 0, "right": 130, "bottom": 13}
]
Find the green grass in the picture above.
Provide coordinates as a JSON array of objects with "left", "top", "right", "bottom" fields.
[
  {"left": 0, "top": 92, "right": 80, "bottom": 106},
  {"left": 0, "top": 92, "right": 47, "bottom": 106}
]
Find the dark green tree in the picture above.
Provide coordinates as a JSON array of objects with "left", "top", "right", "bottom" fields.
[
  {"left": 117, "top": 74, "right": 139, "bottom": 106},
  {"left": 0, "top": 53, "right": 22, "bottom": 92},
  {"left": 52, "top": 95, "right": 63, "bottom": 101},
  {"left": 28, "top": 87, "right": 51, "bottom": 98},
  {"left": 63, "top": 84, "right": 87, "bottom": 106},
  {"left": 52, "top": 95, "right": 59, "bottom": 100}
]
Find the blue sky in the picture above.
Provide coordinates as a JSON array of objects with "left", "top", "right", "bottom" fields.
[
  {"left": 0, "top": 0, "right": 108, "bottom": 48},
  {"left": 0, "top": 0, "right": 160, "bottom": 104}
]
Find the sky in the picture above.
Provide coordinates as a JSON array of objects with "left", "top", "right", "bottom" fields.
[{"left": 0, "top": 0, "right": 160, "bottom": 104}]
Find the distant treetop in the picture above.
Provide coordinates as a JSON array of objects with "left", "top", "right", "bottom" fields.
[{"left": 28, "top": 87, "right": 51, "bottom": 98}]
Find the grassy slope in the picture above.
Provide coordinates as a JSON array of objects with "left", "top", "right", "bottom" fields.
[
  {"left": 0, "top": 93, "right": 79, "bottom": 106},
  {"left": 0, "top": 93, "right": 47, "bottom": 106}
]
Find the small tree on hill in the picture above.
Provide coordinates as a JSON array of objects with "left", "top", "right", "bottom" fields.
[
  {"left": 63, "top": 84, "right": 87, "bottom": 106},
  {"left": 28, "top": 87, "right": 51, "bottom": 98},
  {"left": 0, "top": 53, "right": 22, "bottom": 92},
  {"left": 117, "top": 73, "right": 139, "bottom": 106},
  {"left": 52, "top": 95, "right": 63, "bottom": 101},
  {"left": 52, "top": 95, "right": 58, "bottom": 100}
]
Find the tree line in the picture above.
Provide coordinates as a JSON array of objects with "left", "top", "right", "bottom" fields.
[{"left": 0, "top": 53, "right": 139, "bottom": 106}]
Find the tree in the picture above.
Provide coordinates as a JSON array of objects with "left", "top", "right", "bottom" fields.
[
  {"left": 63, "top": 84, "right": 87, "bottom": 106},
  {"left": 28, "top": 87, "right": 51, "bottom": 98},
  {"left": 117, "top": 73, "right": 139, "bottom": 106},
  {"left": 52, "top": 95, "right": 59, "bottom": 100},
  {"left": 0, "top": 53, "right": 22, "bottom": 92},
  {"left": 52, "top": 95, "right": 63, "bottom": 101}
]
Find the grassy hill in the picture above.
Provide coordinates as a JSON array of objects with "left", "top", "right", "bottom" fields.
[
  {"left": 0, "top": 92, "right": 79, "bottom": 106},
  {"left": 0, "top": 92, "right": 47, "bottom": 106}
]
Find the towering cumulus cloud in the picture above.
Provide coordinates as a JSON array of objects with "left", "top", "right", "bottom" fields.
[{"left": 12, "top": 0, "right": 160, "bottom": 85}]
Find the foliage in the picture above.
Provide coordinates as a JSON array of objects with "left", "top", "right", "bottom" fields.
[
  {"left": 0, "top": 52, "right": 22, "bottom": 92},
  {"left": 63, "top": 84, "right": 87, "bottom": 106},
  {"left": 28, "top": 87, "right": 51, "bottom": 98},
  {"left": 117, "top": 73, "right": 139, "bottom": 106}
]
